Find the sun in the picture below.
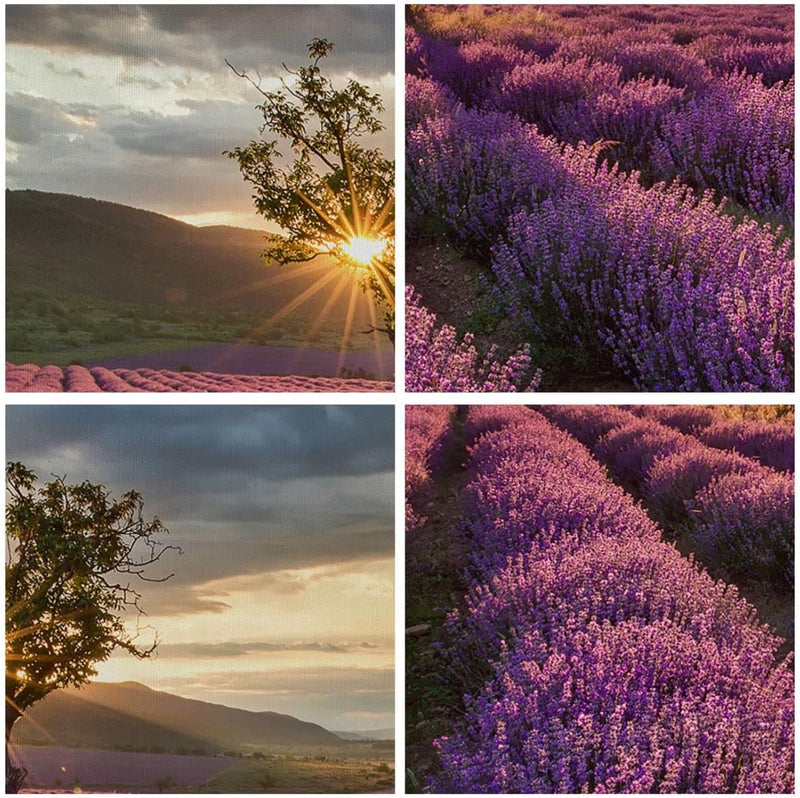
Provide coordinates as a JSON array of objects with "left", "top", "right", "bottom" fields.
[{"left": 342, "top": 235, "right": 388, "bottom": 267}]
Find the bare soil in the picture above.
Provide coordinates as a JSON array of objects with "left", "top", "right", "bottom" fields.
[
  {"left": 406, "top": 410, "right": 473, "bottom": 792},
  {"left": 407, "top": 242, "right": 636, "bottom": 391}
]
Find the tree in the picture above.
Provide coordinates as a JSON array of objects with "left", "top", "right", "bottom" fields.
[
  {"left": 5, "top": 462, "right": 179, "bottom": 792},
  {"left": 226, "top": 38, "right": 395, "bottom": 341}
]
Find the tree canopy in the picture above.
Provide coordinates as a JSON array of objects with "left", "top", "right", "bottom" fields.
[
  {"left": 5, "top": 461, "right": 179, "bottom": 784},
  {"left": 226, "top": 38, "right": 395, "bottom": 340}
]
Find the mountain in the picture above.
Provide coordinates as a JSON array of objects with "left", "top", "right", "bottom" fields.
[
  {"left": 333, "top": 729, "right": 395, "bottom": 741},
  {"left": 6, "top": 189, "right": 366, "bottom": 319},
  {"left": 11, "top": 681, "right": 341, "bottom": 753}
]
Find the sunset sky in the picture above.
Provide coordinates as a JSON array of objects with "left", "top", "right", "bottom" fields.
[
  {"left": 6, "top": 405, "right": 394, "bottom": 732},
  {"left": 6, "top": 4, "right": 394, "bottom": 229}
]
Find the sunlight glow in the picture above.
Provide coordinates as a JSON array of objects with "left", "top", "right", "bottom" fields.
[{"left": 341, "top": 235, "right": 387, "bottom": 267}]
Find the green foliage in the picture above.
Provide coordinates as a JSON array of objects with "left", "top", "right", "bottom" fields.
[
  {"left": 6, "top": 329, "right": 31, "bottom": 351},
  {"left": 91, "top": 319, "right": 132, "bottom": 344},
  {"left": 466, "top": 295, "right": 503, "bottom": 336},
  {"left": 226, "top": 39, "right": 395, "bottom": 339},
  {"left": 258, "top": 769, "right": 276, "bottom": 790},
  {"left": 5, "top": 463, "right": 179, "bottom": 736}
]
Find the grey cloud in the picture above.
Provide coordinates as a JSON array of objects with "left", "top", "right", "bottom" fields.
[
  {"left": 108, "top": 99, "right": 259, "bottom": 160},
  {"left": 7, "top": 92, "right": 68, "bottom": 145},
  {"left": 6, "top": 134, "right": 260, "bottom": 221},
  {"left": 135, "top": 521, "right": 393, "bottom": 618},
  {"left": 6, "top": 6, "right": 393, "bottom": 220},
  {"left": 7, "top": 6, "right": 171, "bottom": 65},
  {"left": 158, "top": 585, "right": 232, "bottom": 616},
  {"left": 6, "top": 406, "right": 394, "bottom": 611},
  {"left": 6, "top": 5, "right": 394, "bottom": 77},
  {"left": 6, "top": 406, "right": 394, "bottom": 485},
  {"left": 119, "top": 74, "right": 162, "bottom": 90}
]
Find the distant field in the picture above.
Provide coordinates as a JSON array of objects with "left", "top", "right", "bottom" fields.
[
  {"left": 7, "top": 191, "right": 391, "bottom": 370},
  {"left": 14, "top": 743, "right": 394, "bottom": 794},
  {"left": 9, "top": 335, "right": 393, "bottom": 374},
  {"left": 80, "top": 342, "right": 394, "bottom": 379},
  {"left": 14, "top": 745, "right": 237, "bottom": 792},
  {"left": 199, "top": 753, "right": 394, "bottom": 794}
]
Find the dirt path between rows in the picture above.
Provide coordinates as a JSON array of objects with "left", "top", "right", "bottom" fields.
[{"left": 406, "top": 409, "right": 472, "bottom": 793}]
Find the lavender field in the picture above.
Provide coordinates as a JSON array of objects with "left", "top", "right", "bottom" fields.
[
  {"left": 406, "top": 405, "right": 794, "bottom": 793},
  {"left": 406, "top": 5, "right": 794, "bottom": 391},
  {"left": 6, "top": 363, "right": 393, "bottom": 393},
  {"left": 14, "top": 745, "right": 236, "bottom": 792}
]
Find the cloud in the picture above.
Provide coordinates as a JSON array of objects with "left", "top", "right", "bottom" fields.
[
  {"left": 119, "top": 73, "right": 163, "bottom": 90},
  {"left": 45, "top": 61, "right": 88, "bottom": 79},
  {"left": 158, "top": 640, "right": 380, "bottom": 658},
  {"left": 6, "top": 406, "right": 394, "bottom": 613},
  {"left": 6, "top": 5, "right": 394, "bottom": 78},
  {"left": 136, "top": 533, "right": 394, "bottom": 618},
  {"left": 107, "top": 99, "right": 260, "bottom": 160},
  {"left": 5, "top": 6, "right": 394, "bottom": 223},
  {"left": 6, "top": 405, "right": 394, "bottom": 485},
  {"left": 6, "top": 92, "right": 72, "bottom": 145},
  {"left": 178, "top": 665, "right": 394, "bottom": 694}
]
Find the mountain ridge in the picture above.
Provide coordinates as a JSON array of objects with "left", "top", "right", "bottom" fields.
[
  {"left": 6, "top": 188, "right": 367, "bottom": 319},
  {"left": 11, "top": 680, "right": 343, "bottom": 753}
]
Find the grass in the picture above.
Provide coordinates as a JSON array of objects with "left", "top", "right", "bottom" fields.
[
  {"left": 7, "top": 284, "right": 382, "bottom": 366},
  {"left": 410, "top": 4, "right": 570, "bottom": 43},
  {"left": 713, "top": 404, "right": 794, "bottom": 425},
  {"left": 199, "top": 748, "right": 394, "bottom": 794},
  {"left": 10, "top": 338, "right": 217, "bottom": 367}
]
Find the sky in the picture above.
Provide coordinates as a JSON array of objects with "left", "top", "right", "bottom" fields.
[
  {"left": 6, "top": 4, "right": 395, "bottom": 229},
  {"left": 6, "top": 405, "right": 394, "bottom": 732}
]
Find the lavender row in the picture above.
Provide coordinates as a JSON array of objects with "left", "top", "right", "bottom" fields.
[
  {"left": 407, "top": 99, "right": 792, "bottom": 391},
  {"left": 431, "top": 405, "right": 793, "bottom": 793},
  {"left": 436, "top": 617, "right": 793, "bottom": 793},
  {"left": 458, "top": 407, "right": 661, "bottom": 579},
  {"left": 405, "top": 286, "right": 538, "bottom": 392},
  {"left": 414, "top": 5, "right": 792, "bottom": 54},
  {"left": 409, "top": 22, "right": 794, "bottom": 224},
  {"left": 632, "top": 405, "right": 794, "bottom": 472},
  {"left": 5, "top": 363, "right": 393, "bottom": 393},
  {"left": 406, "top": 405, "right": 456, "bottom": 530},
  {"left": 541, "top": 405, "right": 794, "bottom": 587},
  {"left": 412, "top": 6, "right": 793, "bottom": 90}
]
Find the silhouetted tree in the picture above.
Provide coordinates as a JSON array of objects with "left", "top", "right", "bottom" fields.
[
  {"left": 226, "top": 38, "right": 395, "bottom": 341},
  {"left": 5, "top": 462, "right": 179, "bottom": 792}
]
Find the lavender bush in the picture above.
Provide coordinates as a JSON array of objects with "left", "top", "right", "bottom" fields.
[
  {"left": 630, "top": 404, "right": 720, "bottom": 434},
  {"left": 433, "top": 619, "right": 793, "bottom": 793},
  {"left": 425, "top": 405, "right": 793, "bottom": 794},
  {"left": 688, "top": 470, "right": 794, "bottom": 586},
  {"left": 541, "top": 404, "right": 795, "bottom": 584},
  {"left": 652, "top": 71, "right": 794, "bottom": 225},
  {"left": 405, "top": 286, "right": 539, "bottom": 392},
  {"left": 406, "top": 405, "right": 455, "bottom": 500},
  {"left": 696, "top": 418, "right": 795, "bottom": 472},
  {"left": 406, "top": 5, "right": 794, "bottom": 392}
]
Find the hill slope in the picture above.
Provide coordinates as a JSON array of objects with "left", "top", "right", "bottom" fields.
[
  {"left": 11, "top": 681, "right": 342, "bottom": 753},
  {"left": 6, "top": 189, "right": 365, "bottom": 319}
]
